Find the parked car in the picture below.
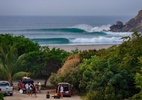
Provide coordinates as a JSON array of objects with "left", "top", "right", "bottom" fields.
[
  {"left": 56, "top": 82, "right": 72, "bottom": 97},
  {"left": 0, "top": 81, "right": 13, "bottom": 96},
  {"left": 18, "top": 77, "right": 34, "bottom": 93}
]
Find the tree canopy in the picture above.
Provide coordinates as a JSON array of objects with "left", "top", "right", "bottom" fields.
[
  {"left": 0, "top": 34, "right": 70, "bottom": 86},
  {"left": 49, "top": 31, "right": 142, "bottom": 100}
]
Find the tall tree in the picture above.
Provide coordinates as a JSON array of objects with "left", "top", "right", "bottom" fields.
[
  {"left": 40, "top": 47, "right": 70, "bottom": 86},
  {"left": 0, "top": 43, "right": 29, "bottom": 85},
  {"left": 0, "top": 34, "right": 39, "bottom": 84}
]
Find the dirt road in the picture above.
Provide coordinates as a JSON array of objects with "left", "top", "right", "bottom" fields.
[
  {"left": 4, "top": 90, "right": 82, "bottom": 100},
  {"left": 4, "top": 80, "right": 82, "bottom": 100}
]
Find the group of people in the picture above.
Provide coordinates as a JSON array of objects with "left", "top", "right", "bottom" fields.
[
  {"left": 23, "top": 82, "right": 67, "bottom": 99},
  {"left": 25, "top": 82, "right": 41, "bottom": 97}
]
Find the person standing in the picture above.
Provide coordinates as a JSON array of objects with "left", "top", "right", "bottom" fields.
[
  {"left": 25, "top": 83, "right": 30, "bottom": 95},
  {"left": 29, "top": 83, "right": 34, "bottom": 96},
  {"left": 60, "top": 85, "right": 64, "bottom": 98},
  {"left": 33, "top": 84, "right": 38, "bottom": 97},
  {"left": 37, "top": 82, "right": 41, "bottom": 93}
]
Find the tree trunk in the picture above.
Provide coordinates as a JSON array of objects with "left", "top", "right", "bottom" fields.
[
  {"left": 44, "top": 74, "right": 51, "bottom": 87},
  {"left": 44, "top": 77, "right": 48, "bottom": 87},
  {"left": 8, "top": 73, "right": 13, "bottom": 86}
]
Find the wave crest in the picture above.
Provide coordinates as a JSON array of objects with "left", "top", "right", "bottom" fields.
[
  {"left": 91, "top": 25, "right": 111, "bottom": 32},
  {"left": 32, "top": 38, "right": 70, "bottom": 44},
  {"left": 71, "top": 24, "right": 111, "bottom": 32},
  {"left": 24, "top": 24, "right": 111, "bottom": 33}
]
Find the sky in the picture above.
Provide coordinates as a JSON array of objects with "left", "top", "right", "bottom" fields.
[{"left": 0, "top": 0, "right": 142, "bottom": 16}]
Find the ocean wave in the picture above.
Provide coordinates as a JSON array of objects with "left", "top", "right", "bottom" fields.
[
  {"left": 106, "top": 31, "right": 132, "bottom": 36},
  {"left": 70, "top": 36, "right": 122, "bottom": 43},
  {"left": 91, "top": 25, "right": 111, "bottom": 32},
  {"left": 32, "top": 38, "right": 70, "bottom": 44},
  {"left": 31, "top": 36, "right": 122, "bottom": 45},
  {"left": 26, "top": 28, "right": 86, "bottom": 33},
  {"left": 24, "top": 24, "right": 111, "bottom": 34},
  {"left": 71, "top": 24, "right": 111, "bottom": 32}
]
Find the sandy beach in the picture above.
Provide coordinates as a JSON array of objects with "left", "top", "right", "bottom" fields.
[{"left": 48, "top": 44, "right": 118, "bottom": 51}]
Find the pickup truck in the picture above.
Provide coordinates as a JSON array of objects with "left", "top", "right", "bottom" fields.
[{"left": 0, "top": 81, "right": 13, "bottom": 96}]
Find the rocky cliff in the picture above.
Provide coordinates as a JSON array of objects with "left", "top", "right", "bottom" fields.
[{"left": 110, "top": 10, "right": 142, "bottom": 32}]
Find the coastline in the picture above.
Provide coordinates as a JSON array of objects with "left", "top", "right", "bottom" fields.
[{"left": 48, "top": 44, "right": 118, "bottom": 52}]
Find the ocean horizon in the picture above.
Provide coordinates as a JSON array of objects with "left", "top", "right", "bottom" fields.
[{"left": 0, "top": 16, "right": 133, "bottom": 46}]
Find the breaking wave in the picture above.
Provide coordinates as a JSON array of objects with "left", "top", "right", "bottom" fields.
[
  {"left": 24, "top": 24, "right": 111, "bottom": 34},
  {"left": 32, "top": 38, "right": 70, "bottom": 44},
  {"left": 71, "top": 24, "right": 111, "bottom": 32},
  {"left": 32, "top": 36, "right": 123, "bottom": 45},
  {"left": 26, "top": 28, "right": 86, "bottom": 33}
]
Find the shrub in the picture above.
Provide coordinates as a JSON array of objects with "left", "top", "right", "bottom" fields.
[
  {"left": 132, "top": 92, "right": 142, "bottom": 100},
  {"left": 0, "top": 92, "right": 4, "bottom": 100},
  {"left": 86, "top": 90, "right": 104, "bottom": 100}
]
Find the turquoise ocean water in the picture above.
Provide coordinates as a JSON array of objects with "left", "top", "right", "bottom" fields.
[{"left": 0, "top": 16, "right": 133, "bottom": 46}]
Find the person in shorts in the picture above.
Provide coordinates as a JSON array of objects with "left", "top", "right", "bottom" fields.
[
  {"left": 29, "top": 83, "right": 34, "bottom": 96},
  {"left": 25, "top": 83, "right": 30, "bottom": 95},
  {"left": 60, "top": 85, "right": 64, "bottom": 98},
  {"left": 37, "top": 82, "right": 41, "bottom": 93}
]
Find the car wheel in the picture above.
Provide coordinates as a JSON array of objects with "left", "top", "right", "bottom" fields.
[{"left": 10, "top": 93, "right": 13, "bottom": 96}]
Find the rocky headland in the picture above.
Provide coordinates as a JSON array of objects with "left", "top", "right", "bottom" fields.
[{"left": 110, "top": 10, "right": 142, "bottom": 32}]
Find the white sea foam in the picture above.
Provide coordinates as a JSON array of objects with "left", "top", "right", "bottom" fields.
[
  {"left": 91, "top": 25, "right": 111, "bottom": 32},
  {"left": 106, "top": 31, "right": 132, "bottom": 37},
  {"left": 70, "top": 36, "right": 122, "bottom": 44},
  {"left": 71, "top": 24, "right": 111, "bottom": 32}
]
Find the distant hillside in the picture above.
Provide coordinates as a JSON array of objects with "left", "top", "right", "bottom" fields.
[{"left": 110, "top": 10, "right": 142, "bottom": 32}]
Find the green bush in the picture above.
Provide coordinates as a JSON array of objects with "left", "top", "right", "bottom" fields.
[
  {"left": 0, "top": 92, "right": 4, "bottom": 100},
  {"left": 86, "top": 90, "right": 104, "bottom": 100},
  {"left": 132, "top": 92, "right": 142, "bottom": 100}
]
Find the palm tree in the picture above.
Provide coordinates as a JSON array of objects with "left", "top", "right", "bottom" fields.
[{"left": 0, "top": 43, "right": 29, "bottom": 85}]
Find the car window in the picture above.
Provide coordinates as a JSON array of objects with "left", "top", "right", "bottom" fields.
[
  {"left": 5, "top": 83, "right": 9, "bottom": 86},
  {"left": 0, "top": 82, "right": 9, "bottom": 86}
]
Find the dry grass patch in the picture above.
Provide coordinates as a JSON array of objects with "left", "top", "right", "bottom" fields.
[{"left": 58, "top": 54, "right": 80, "bottom": 74}]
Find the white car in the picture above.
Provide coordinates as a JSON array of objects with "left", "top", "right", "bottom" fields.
[{"left": 0, "top": 81, "right": 13, "bottom": 96}]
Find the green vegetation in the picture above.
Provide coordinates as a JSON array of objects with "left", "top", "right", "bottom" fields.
[
  {"left": 0, "top": 34, "right": 40, "bottom": 85},
  {"left": 1, "top": 31, "right": 142, "bottom": 99},
  {"left": 50, "top": 31, "right": 142, "bottom": 100},
  {"left": 0, "top": 92, "right": 4, "bottom": 100},
  {"left": 0, "top": 34, "right": 70, "bottom": 86}
]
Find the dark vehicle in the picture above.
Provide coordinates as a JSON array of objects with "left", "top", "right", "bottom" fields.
[
  {"left": 18, "top": 77, "right": 34, "bottom": 93},
  {"left": 56, "top": 82, "right": 72, "bottom": 97}
]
